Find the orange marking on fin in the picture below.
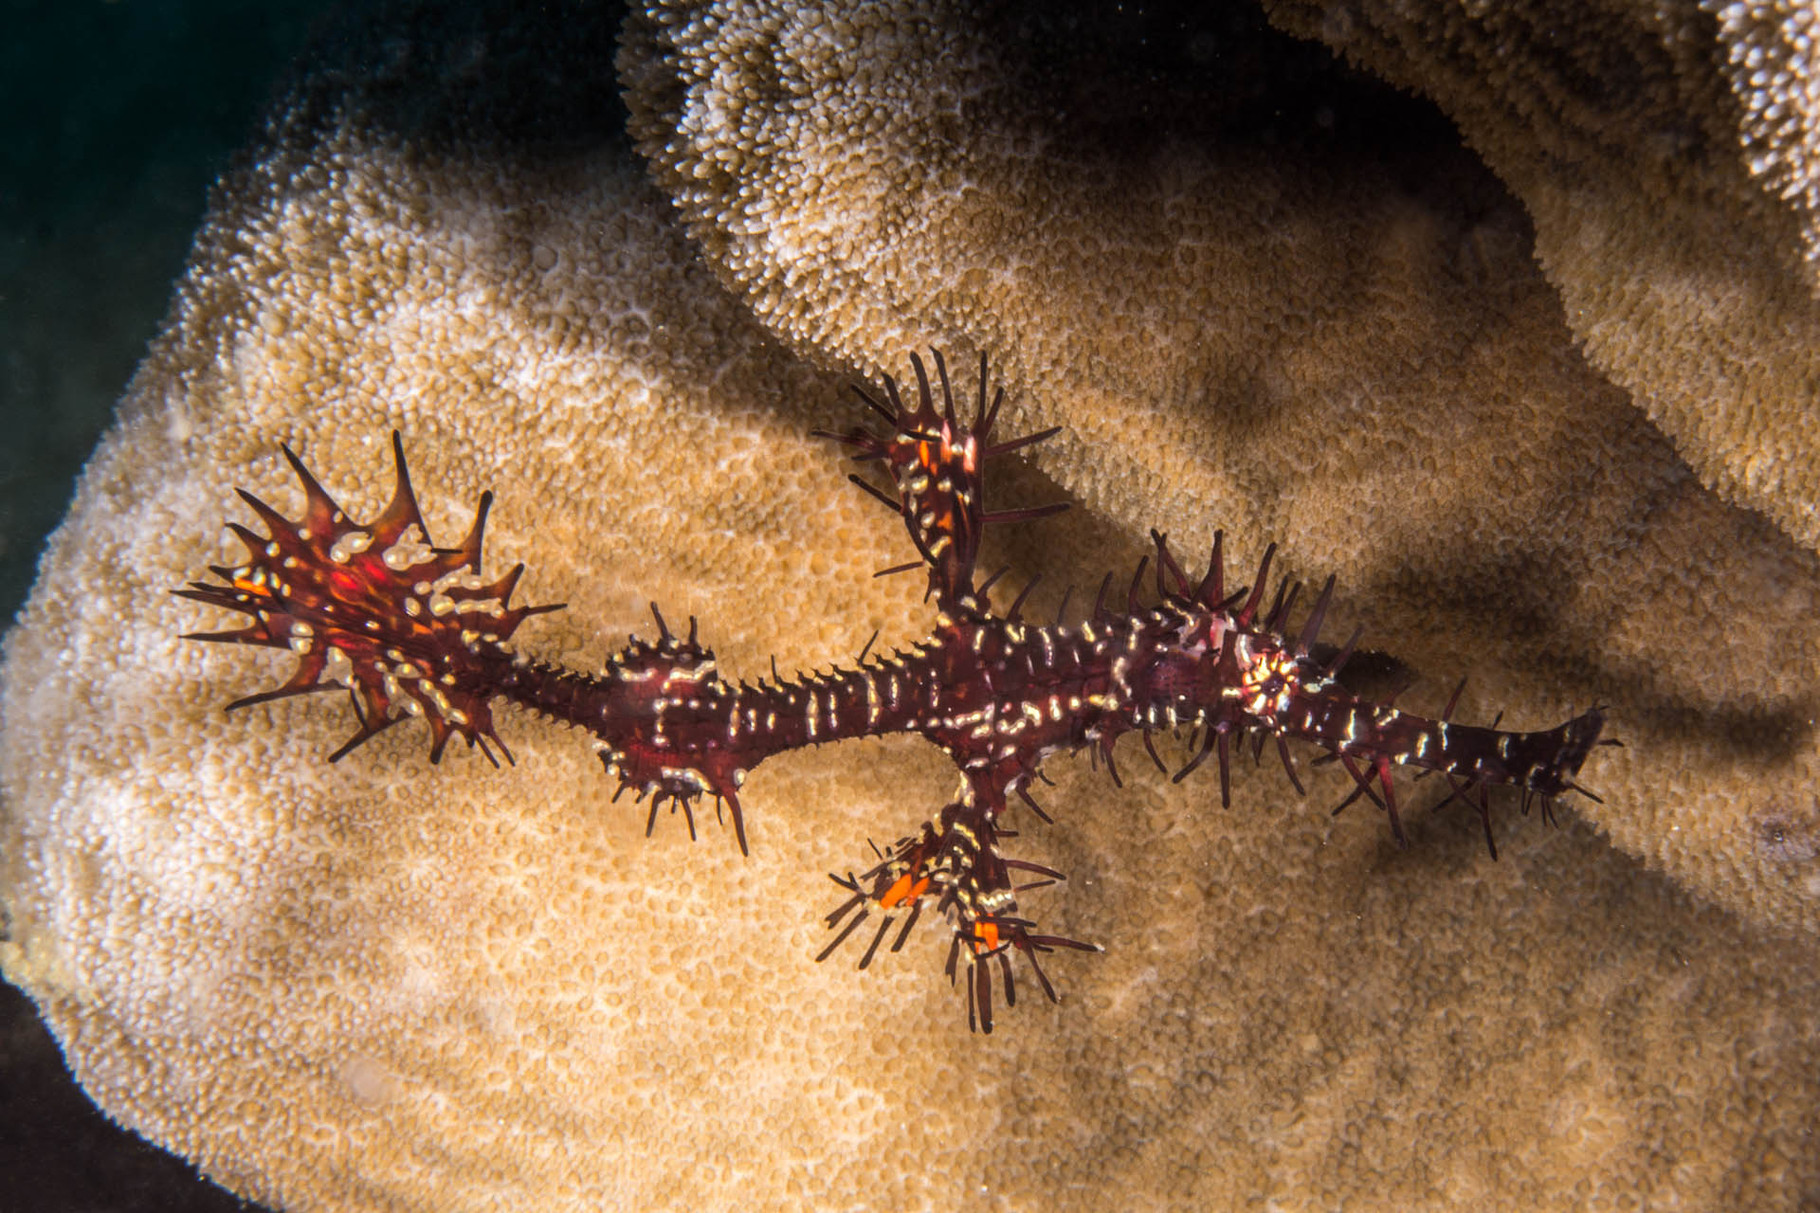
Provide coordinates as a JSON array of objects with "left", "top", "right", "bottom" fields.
[{"left": 879, "top": 873, "right": 930, "bottom": 909}]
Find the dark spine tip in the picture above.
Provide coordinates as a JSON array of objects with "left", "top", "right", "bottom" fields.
[
  {"left": 848, "top": 473, "right": 904, "bottom": 514},
  {"left": 1151, "top": 531, "right": 1191, "bottom": 597},
  {"left": 1276, "top": 735, "right": 1306, "bottom": 797},
  {"left": 1126, "top": 555, "right": 1150, "bottom": 614},
  {"left": 815, "top": 907, "right": 870, "bottom": 963},
  {"left": 1006, "top": 574, "right": 1041, "bottom": 623},
  {"left": 1193, "top": 530, "right": 1226, "bottom": 607},
  {"left": 1441, "top": 676, "right": 1468, "bottom": 722},
  {"left": 1296, "top": 575, "right": 1336, "bottom": 654},
  {"left": 1235, "top": 543, "right": 1277, "bottom": 625},
  {"left": 975, "top": 351, "right": 991, "bottom": 432},
  {"left": 909, "top": 351, "right": 936, "bottom": 417},
  {"left": 931, "top": 348, "right": 956, "bottom": 426},
  {"left": 882, "top": 373, "right": 907, "bottom": 418},
  {"left": 1091, "top": 570, "right": 1114, "bottom": 621},
  {"left": 980, "top": 501, "right": 1069, "bottom": 525},
  {"left": 857, "top": 915, "right": 895, "bottom": 970},
  {"left": 850, "top": 381, "right": 897, "bottom": 427}
]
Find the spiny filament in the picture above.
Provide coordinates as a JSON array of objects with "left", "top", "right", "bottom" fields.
[{"left": 182, "top": 351, "right": 1609, "bottom": 1032}]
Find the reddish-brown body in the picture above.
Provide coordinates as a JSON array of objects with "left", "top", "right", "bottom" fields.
[{"left": 181, "top": 351, "right": 1607, "bottom": 1032}]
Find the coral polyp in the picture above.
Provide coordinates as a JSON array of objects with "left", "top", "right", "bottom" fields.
[{"left": 181, "top": 352, "right": 1607, "bottom": 1032}]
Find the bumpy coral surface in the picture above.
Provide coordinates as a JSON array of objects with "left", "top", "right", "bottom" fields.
[
  {"left": 624, "top": 0, "right": 1820, "bottom": 938},
  {"left": 3, "top": 2, "right": 1819, "bottom": 1211},
  {"left": 1261, "top": 0, "right": 1820, "bottom": 560}
]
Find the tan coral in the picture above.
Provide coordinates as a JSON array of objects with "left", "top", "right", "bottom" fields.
[
  {"left": 623, "top": 0, "right": 1820, "bottom": 937},
  {"left": 1718, "top": 1, "right": 1820, "bottom": 255},
  {"left": 0, "top": 113, "right": 940, "bottom": 1211},
  {"left": 4, "top": 4, "right": 1820, "bottom": 1212},
  {"left": 1257, "top": 0, "right": 1820, "bottom": 552}
]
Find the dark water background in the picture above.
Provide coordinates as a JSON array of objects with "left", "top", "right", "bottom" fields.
[{"left": 2, "top": 3, "right": 332, "bottom": 1208}]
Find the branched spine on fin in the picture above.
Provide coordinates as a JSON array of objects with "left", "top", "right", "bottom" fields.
[
  {"left": 183, "top": 352, "right": 1610, "bottom": 1033},
  {"left": 178, "top": 434, "right": 557, "bottom": 767}
]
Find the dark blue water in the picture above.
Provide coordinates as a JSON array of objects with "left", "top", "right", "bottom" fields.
[
  {"left": 0, "top": 0, "right": 332, "bottom": 624},
  {"left": 1, "top": 5, "right": 332, "bottom": 1208}
]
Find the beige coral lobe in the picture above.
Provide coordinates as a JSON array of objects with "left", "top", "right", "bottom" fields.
[
  {"left": 624, "top": 0, "right": 1820, "bottom": 931},
  {"left": 2, "top": 1, "right": 1819, "bottom": 1211},
  {"left": 1261, "top": 0, "right": 1820, "bottom": 556}
]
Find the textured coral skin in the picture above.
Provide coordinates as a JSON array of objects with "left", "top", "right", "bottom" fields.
[
  {"left": 3, "top": 3, "right": 1820, "bottom": 1211},
  {"left": 1259, "top": 0, "right": 1820, "bottom": 559},
  {"left": 623, "top": 0, "right": 1820, "bottom": 940}
]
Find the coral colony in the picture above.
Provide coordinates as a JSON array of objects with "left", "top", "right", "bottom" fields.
[{"left": 180, "top": 352, "right": 1609, "bottom": 1032}]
